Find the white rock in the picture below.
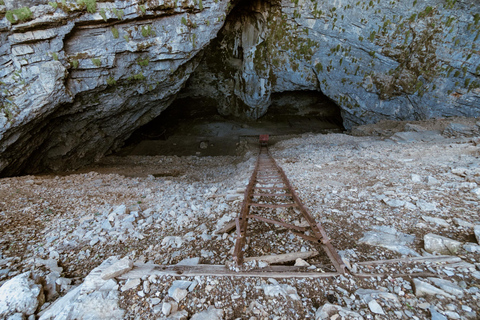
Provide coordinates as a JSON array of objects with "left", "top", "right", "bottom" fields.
[
  {"left": 475, "top": 225, "right": 480, "bottom": 244},
  {"left": 294, "top": 258, "right": 310, "bottom": 267},
  {"left": 463, "top": 243, "right": 480, "bottom": 253},
  {"left": 190, "top": 306, "right": 224, "bottom": 320},
  {"left": 416, "top": 200, "right": 436, "bottom": 211},
  {"left": 315, "top": 303, "right": 364, "bottom": 320},
  {"left": 428, "top": 278, "right": 464, "bottom": 298},
  {"left": 358, "top": 226, "right": 418, "bottom": 256},
  {"left": 471, "top": 188, "right": 480, "bottom": 196},
  {"left": 162, "top": 302, "right": 172, "bottom": 316},
  {"left": 411, "top": 174, "right": 422, "bottom": 183},
  {"left": 383, "top": 199, "right": 405, "bottom": 208},
  {"left": 422, "top": 216, "right": 449, "bottom": 227},
  {"left": 101, "top": 257, "right": 133, "bottom": 280},
  {"left": 453, "top": 218, "right": 474, "bottom": 228},
  {"left": 176, "top": 257, "right": 200, "bottom": 266},
  {"left": 424, "top": 233, "right": 462, "bottom": 255},
  {"left": 262, "top": 284, "right": 300, "bottom": 300},
  {"left": 170, "top": 288, "right": 188, "bottom": 303},
  {"left": 368, "top": 300, "right": 384, "bottom": 315},
  {"left": 413, "top": 279, "right": 455, "bottom": 299},
  {"left": 121, "top": 279, "right": 141, "bottom": 292},
  {"left": 0, "top": 272, "right": 44, "bottom": 317},
  {"left": 168, "top": 310, "right": 189, "bottom": 320},
  {"left": 39, "top": 256, "right": 124, "bottom": 320}
]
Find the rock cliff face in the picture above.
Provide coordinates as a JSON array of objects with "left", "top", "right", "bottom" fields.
[{"left": 0, "top": 0, "right": 479, "bottom": 175}]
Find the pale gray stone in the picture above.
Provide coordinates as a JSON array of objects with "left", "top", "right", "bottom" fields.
[
  {"left": 416, "top": 200, "right": 436, "bottom": 211},
  {"left": 262, "top": 284, "right": 300, "bottom": 300},
  {"left": 424, "top": 233, "right": 462, "bottom": 255},
  {"left": 120, "top": 279, "right": 141, "bottom": 292},
  {"left": 190, "top": 306, "right": 224, "bottom": 320},
  {"left": 167, "top": 310, "right": 188, "bottom": 320},
  {"left": 7, "top": 313, "right": 24, "bottom": 320},
  {"left": 475, "top": 225, "right": 480, "bottom": 244},
  {"left": 454, "top": 218, "right": 474, "bottom": 228},
  {"left": 162, "top": 302, "right": 172, "bottom": 316},
  {"left": 383, "top": 198, "right": 405, "bottom": 208},
  {"left": 463, "top": 243, "right": 480, "bottom": 253},
  {"left": 358, "top": 226, "right": 418, "bottom": 256},
  {"left": 294, "top": 258, "right": 310, "bottom": 267},
  {"left": 168, "top": 280, "right": 193, "bottom": 297},
  {"left": 422, "top": 216, "right": 449, "bottom": 227},
  {"left": 101, "top": 257, "right": 133, "bottom": 280},
  {"left": 170, "top": 288, "right": 188, "bottom": 303},
  {"left": 428, "top": 278, "right": 464, "bottom": 298},
  {"left": 413, "top": 279, "right": 455, "bottom": 299},
  {"left": 368, "top": 300, "right": 384, "bottom": 315},
  {"left": 315, "top": 303, "right": 364, "bottom": 320},
  {"left": 429, "top": 306, "right": 448, "bottom": 320},
  {"left": 0, "top": 272, "right": 44, "bottom": 317},
  {"left": 39, "top": 256, "right": 124, "bottom": 320}
]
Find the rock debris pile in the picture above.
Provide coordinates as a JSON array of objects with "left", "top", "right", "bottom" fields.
[{"left": 0, "top": 118, "right": 479, "bottom": 319}]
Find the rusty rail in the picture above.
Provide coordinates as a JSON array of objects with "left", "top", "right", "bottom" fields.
[{"left": 233, "top": 136, "right": 346, "bottom": 274}]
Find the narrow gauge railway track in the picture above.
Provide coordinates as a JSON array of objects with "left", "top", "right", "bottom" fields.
[{"left": 233, "top": 135, "right": 347, "bottom": 274}]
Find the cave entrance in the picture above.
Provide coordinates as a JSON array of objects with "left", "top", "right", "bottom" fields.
[{"left": 117, "top": 90, "right": 343, "bottom": 157}]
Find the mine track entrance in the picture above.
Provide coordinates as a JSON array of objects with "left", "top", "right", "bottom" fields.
[{"left": 233, "top": 135, "right": 347, "bottom": 274}]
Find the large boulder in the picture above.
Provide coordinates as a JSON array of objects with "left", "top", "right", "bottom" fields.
[{"left": 0, "top": 272, "right": 44, "bottom": 318}]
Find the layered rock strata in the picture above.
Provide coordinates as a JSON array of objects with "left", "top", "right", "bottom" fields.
[{"left": 0, "top": 0, "right": 479, "bottom": 175}]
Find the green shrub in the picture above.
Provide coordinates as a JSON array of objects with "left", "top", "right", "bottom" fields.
[
  {"left": 141, "top": 25, "right": 155, "bottom": 37},
  {"left": 71, "top": 59, "right": 79, "bottom": 68},
  {"left": 91, "top": 58, "right": 101, "bottom": 67},
  {"left": 139, "top": 5, "right": 146, "bottom": 14},
  {"left": 0, "top": 0, "right": 5, "bottom": 5},
  {"left": 137, "top": 57, "right": 149, "bottom": 66},
  {"left": 106, "top": 76, "right": 117, "bottom": 86},
  {"left": 99, "top": 8, "right": 107, "bottom": 21},
  {"left": 128, "top": 73, "right": 146, "bottom": 81},
  {"left": 111, "top": 27, "right": 119, "bottom": 38},
  {"left": 124, "top": 34, "right": 130, "bottom": 42},
  {"left": 111, "top": 8, "right": 124, "bottom": 19},
  {"left": 51, "top": 52, "right": 58, "bottom": 60},
  {"left": 49, "top": 2, "right": 58, "bottom": 9},
  {"left": 5, "top": 11, "right": 16, "bottom": 23},
  {"left": 77, "top": 0, "right": 96, "bottom": 13},
  {"left": 181, "top": 17, "right": 187, "bottom": 25},
  {"left": 6, "top": 7, "right": 33, "bottom": 24},
  {"left": 199, "top": 0, "right": 203, "bottom": 10}
]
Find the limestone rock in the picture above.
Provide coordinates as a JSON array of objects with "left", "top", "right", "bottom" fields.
[
  {"left": 358, "top": 226, "right": 418, "bottom": 256},
  {"left": 101, "top": 257, "right": 133, "bottom": 280},
  {"left": 39, "top": 256, "right": 125, "bottom": 320},
  {"left": 424, "top": 233, "right": 462, "bottom": 255},
  {"left": 428, "top": 278, "right": 464, "bottom": 298},
  {"left": 0, "top": 272, "right": 44, "bottom": 317},
  {"left": 262, "top": 284, "right": 300, "bottom": 300},
  {"left": 413, "top": 279, "right": 455, "bottom": 299},
  {"left": 190, "top": 306, "right": 224, "bottom": 320},
  {"left": 475, "top": 225, "right": 480, "bottom": 244},
  {"left": 315, "top": 303, "right": 363, "bottom": 320},
  {"left": 368, "top": 300, "right": 384, "bottom": 315}
]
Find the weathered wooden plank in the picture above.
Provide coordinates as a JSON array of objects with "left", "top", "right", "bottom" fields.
[
  {"left": 118, "top": 263, "right": 338, "bottom": 279},
  {"left": 357, "top": 255, "right": 462, "bottom": 266},
  {"left": 244, "top": 251, "right": 318, "bottom": 264}
]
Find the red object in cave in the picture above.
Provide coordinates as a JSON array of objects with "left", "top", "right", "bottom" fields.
[{"left": 259, "top": 134, "right": 269, "bottom": 146}]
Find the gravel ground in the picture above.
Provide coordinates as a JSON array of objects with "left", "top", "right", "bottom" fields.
[{"left": 0, "top": 118, "right": 479, "bottom": 319}]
